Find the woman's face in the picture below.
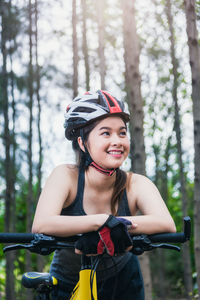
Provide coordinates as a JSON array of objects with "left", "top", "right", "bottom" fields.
[{"left": 86, "top": 116, "right": 130, "bottom": 169}]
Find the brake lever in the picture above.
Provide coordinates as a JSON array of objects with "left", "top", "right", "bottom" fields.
[
  {"left": 3, "top": 244, "right": 28, "bottom": 252},
  {"left": 149, "top": 243, "right": 180, "bottom": 252},
  {"left": 3, "top": 234, "right": 75, "bottom": 255},
  {"left": 3, "top": 243, "right": 56, "bottom": 255},
  {"left": 131, "top": 235, "right": 152, "bottom": 255}
]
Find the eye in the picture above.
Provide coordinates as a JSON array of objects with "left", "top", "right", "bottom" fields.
[
  {"left": 101, "top": 131, "right": 110, "bottom": 136},
  {"left": 120, "top": 131, "right": 127, "bottom": 136}
]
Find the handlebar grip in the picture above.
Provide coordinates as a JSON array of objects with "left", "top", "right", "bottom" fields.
[
  {"left": 0, "top": 233, "right": 34, "bottom": 243},
  {"left": 53, "top": 235, "right": 80, "bottom": 242},
  {"left": 183, "top": 216, "right": 191, "bottom": 240},
  {"left": 148, "top": 232, "right": 186, "bottom": 243},
  {"left": 148, "top": 216, "right": 191, "bottom": 244}
]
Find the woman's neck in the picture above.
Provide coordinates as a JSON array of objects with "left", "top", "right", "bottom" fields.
[
  {"left": 85, "top": 166, "right": 116, "bottom": 191},
  {"left": 90, "top": 161, "right": 116, "bottom": 176}
]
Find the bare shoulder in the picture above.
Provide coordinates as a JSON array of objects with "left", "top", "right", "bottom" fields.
[
  {"left": 51, "top": 164, "right": 78, "bottom": 180},
  {"left": 42, "top": 164, "right": 79, "bottom": 199},
  {"left": 126, "top": 172, "right": 162, "bottom": 212},
  {"left": 126, "top": 171, "right": 169, "bottom": 214},
  {"left": 127, "top": 172, "right": 154, "bottom": 191},
  {"left": 35, "top": 164, "right": 79, "bottom": 214}
]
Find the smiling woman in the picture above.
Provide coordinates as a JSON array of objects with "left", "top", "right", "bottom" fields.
[{"left": 32, "top": 90, "right": 176, "bottom": 300}]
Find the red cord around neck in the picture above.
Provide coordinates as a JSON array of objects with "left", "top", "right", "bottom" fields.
[{"left": 90, "top": 162, "right": 116, "bottom": 176}]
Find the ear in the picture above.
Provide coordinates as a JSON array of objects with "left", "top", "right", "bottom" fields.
[{"left": 77, "top": 136, "right": 85, "bottom": 152}]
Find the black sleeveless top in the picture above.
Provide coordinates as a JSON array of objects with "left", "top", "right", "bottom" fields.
[
  {"left": 61, "top": 167, "right": 131, "bottom": 217},
  {"left": 50, "top": 168, "right": 133, "bottom": 284}
]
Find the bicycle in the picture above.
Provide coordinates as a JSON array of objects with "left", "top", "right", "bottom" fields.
[{"left": 0, "top": 216, "right": 191, "bottom": 300}]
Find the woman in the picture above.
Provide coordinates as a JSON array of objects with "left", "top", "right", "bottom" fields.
[{"left": 32, "top": 90, "right": 176, "bottom": 300}]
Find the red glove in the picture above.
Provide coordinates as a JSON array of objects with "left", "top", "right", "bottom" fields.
[
  {"left": 97, "top": 227, "right": 114, "bottom": 255},
  {"left": 97, "top": 215, "right": 133, "bottom": 256},
  {"left": 75, "top": 215, "right": 132, "bottom": 256}
]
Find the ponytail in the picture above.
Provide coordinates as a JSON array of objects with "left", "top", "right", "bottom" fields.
[{"left": 111, "top": 168, "right": 127, "bottom": 216}]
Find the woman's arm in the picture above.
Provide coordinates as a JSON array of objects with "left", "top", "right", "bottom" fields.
[
  {"left": 32, "top": 165, "right": 108, "bottom": 237},
  {"left": 124, "top": 173, "right": 176, "bottom": 235}
]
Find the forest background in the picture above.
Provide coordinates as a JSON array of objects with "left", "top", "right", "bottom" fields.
[{"left": 0, "top": 0, "right": 200, "bottom": 299}]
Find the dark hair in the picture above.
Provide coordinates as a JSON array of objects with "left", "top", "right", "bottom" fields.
[{"left": 72, "top": 117, "right": 128, "bottom": 216}]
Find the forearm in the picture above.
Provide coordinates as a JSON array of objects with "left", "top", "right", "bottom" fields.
[
  {"left": 123, "top": 215, "right": 176, "bottom": 235},
  {"left": 32, "top": 214, "right": 108, "bottom": 237}
]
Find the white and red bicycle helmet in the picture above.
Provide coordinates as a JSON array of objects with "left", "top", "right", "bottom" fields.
[{"left": 64, "top": 90, "right": 130, "bottom": 140}]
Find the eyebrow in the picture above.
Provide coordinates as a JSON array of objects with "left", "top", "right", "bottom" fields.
[{"left": 99, "top": 126, "right": 127, "bottom": 131}]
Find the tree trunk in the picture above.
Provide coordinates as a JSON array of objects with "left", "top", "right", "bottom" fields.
[
  {"left": 184, "top": 0, "right": 200, "bottom": 295},
  {"left": 26, "top": 0, "right": 34, "bottom": 298},
  {"left": 151, "top": 138, "right": 172, "bottom": 299},
  {"left": 34, "top": 0, "right": 45, "bottom": 272},
  {"left": 9, "top": 0, "right": 17, "bottom": 238},
  {"left": 27, "top": 0, "right": 34, "bottom": 239},
  {"left": 121, "top": 0, "right": 152, "bottom": 298},
  {"left": 96, "top": 0, "right": 106, "bottom": 90},
  {"left": 34, "top": 0, "right": 42, "bottom": 207},
  {"left": 121, "top": 0, "right": 146, "bottom": 174},
  {"left": 152, "top": 142, "right": 168, "bottom": 299},
  {"left": 1, "top": 2, "right": 16, "bottom": 299},
  {"left": 81, "top": 0, "right": 90, "bottom": 91},
  {"left": 72, "top": 0, "right": 78, "bottom": 98},
  {"left": 166, "top": 0, "right": 193, "bottom": 298},
  {"left": 8, "top": 0, "right": 18, "bottom": 293}
]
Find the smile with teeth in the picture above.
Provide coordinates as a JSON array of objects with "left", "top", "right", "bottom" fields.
[{"left": 107, "top": 150, "right": 123, "bottom": 156}]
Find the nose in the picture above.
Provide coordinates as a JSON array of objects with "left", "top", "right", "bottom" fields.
[{"left": 110, "top": 133, "right": 122, "bottom": 146}]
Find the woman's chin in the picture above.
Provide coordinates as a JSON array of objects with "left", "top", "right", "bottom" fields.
[{"left": 102, "top": 162, "right": 123, "bottom": 170}]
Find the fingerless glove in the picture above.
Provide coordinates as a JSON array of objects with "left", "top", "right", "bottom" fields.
[{"left": 75, "top": 215, "right": 133, "bottom": 256}]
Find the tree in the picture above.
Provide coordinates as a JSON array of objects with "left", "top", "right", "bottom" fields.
[
  {"left": 34, "top": 0, "right": 42, "bottom": 206},
  {"left": 121, "top": 0, "right": 152, "bottom": 298},
  {"left": 184, "top": 0, "right": 200, "bottom": 295},
  {"left": 150, "top": 118, "right": 172, "bottom": 299},
  {"left": 165, "top": 0, "right": 193, "bottom": 298},
  {"left": 26, "top": 1, "right": 34, "bottom": 298},
  {"left": 72, "top": 0, "right": 78, "bottom": 97},
  {"left": 0, "top": 1, "right": 17, "bottom": 298},
  {"left": 34, "top": 0, "right": 45, "bottom": 272},
  {"left": 81, "top": 0, "right": 90, "bottom": 91},
  {"left": 96, "top": 0, "right": 106, "bottom": 89}
]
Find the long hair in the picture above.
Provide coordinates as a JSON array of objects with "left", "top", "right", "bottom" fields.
[{"left": 72, "top": 118, "right": 128, "bottom": 216}]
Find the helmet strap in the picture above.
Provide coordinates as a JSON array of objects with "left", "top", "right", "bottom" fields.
[
  {"left": 79, "top": 129, "right": 93, "bottom": 167},
  {"left": 90, "top": 161, "right": 116, "bottom": 176}
]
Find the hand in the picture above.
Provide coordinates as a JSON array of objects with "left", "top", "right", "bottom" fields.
[
  {"left": 75, "top": 215, "right": 134, "bottom": 256},
  {"left": 116, "top": 217, "right": 138, "bottom": 233},
  {"left": 98, "top": 215, "right": 133, "bottom": 255},
  {"left": 75, "top": 231, "right": 100, "bottom": 255}
]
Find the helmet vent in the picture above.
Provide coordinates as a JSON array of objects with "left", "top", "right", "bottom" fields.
[
  {"left": 68, "top": 117, "right": 85, "bottom": 124},
  {"left": 73, "top": 107, "right": 96, "bottom": 113},
  {"left": 86, "top": 98, "right": 100, "bottom": 105},
  {"left": 70, "top": 113, "right": 79, "bottom": 116},
  {"left": 105, "top": 94, "right": 116, "bottom": 107}
]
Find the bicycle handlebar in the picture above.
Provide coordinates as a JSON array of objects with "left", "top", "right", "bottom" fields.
[
  {"left": 149, "top": 216, "right": 191, "bottom": 243},
  {"left": 0, "top": 216, "right": 191, "bottom": 255},
  {"left": 0, "top": 233, "right": 34, "bottom": 243}
]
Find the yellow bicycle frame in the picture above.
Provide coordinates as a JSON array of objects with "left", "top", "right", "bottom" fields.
[{"left": 69, "top": 268, "right": 97, "bottom": 300}]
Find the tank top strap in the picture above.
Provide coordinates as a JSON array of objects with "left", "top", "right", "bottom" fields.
[
  {"left": 76, "top": 167, "right": 85, "bottom": 201},
  {"left": 117, "top": 189, "right": 131, "bottom": 216},
  {"left": 61, "top": 167, "right": 86, "bottom": 216}
]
